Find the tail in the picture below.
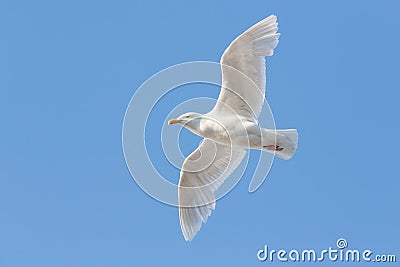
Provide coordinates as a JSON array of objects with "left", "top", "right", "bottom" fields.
[{"left": 261, "top": 129, "right": 298, "bottom": 160}]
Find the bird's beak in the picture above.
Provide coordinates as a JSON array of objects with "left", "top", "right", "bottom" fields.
[{"left": 168, "top": 119, "right": 180, "bottom": 125}]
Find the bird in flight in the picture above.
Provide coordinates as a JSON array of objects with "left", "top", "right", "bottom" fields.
[{"left": 168, "top": 15, "right": 298, "bottom": 241}]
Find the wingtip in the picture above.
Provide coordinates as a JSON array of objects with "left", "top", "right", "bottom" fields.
[
  {"left": 267, "top": 14, "right": 278, "bottom": 21},
  {"left": 182, "top": 229, "right": 196, "bottom": 242}
]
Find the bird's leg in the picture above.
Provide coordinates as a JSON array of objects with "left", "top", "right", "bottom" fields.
[{"left": 263, "top": 145, "right": 283, "bottom": 151}]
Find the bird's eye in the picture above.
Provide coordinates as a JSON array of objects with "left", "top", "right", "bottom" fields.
[{"left": 185, "top": 115, "right": 190, "bottom": 118}]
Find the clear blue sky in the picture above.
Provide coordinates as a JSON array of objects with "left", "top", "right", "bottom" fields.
[{"left": 1, "top": 0, "right": 399, "bottom": 266}]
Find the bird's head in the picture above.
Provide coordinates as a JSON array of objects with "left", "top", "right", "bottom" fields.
[{"left": 168, "top": 112, "right": 202, "bottom": 129}]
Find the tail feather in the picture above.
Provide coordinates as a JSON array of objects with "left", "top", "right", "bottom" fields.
[{"left": 262, "top": 129, "right": 298, "bottom": 160}]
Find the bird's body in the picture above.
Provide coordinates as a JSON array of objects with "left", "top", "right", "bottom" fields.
[
  {"left": 197, "top": 113, "right": 248, "bottom": 147},
  {"left": 168, "top": 15, "right": 298, "bottom": 241},
  {"left": 175, "top": 111, "right": 297, "bottom": 157}
]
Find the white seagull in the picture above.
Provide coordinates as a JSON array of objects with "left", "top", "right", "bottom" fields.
[{"left": 168, "top": 15, "right": 298, "bottom": 241}]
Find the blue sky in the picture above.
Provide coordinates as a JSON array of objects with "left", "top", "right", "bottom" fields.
[{"left": 1, "top": 0, "right": 399, "bottom": 266}]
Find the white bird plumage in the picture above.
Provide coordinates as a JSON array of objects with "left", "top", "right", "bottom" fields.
[{"left": 168, "top": 15, "right": 298, "bottom": 241}]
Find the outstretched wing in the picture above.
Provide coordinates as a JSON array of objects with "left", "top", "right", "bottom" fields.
[
  {"left": 213, "top": 15, "right": 280, "bottom": 119},
  {"left": 178, "top": 139, "right": 246, "bottom": 241}
]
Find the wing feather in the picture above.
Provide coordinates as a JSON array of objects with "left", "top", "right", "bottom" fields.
[
  {"left": 178, "top": 139, "right": 246, "bottom": 241},
  {"left": 213, "top": 15, "right": 280, "bottom": 119}
]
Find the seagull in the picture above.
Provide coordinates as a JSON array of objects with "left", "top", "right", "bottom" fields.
[{"left": 168, "top": 15, "right": 298, "bottom": 241}]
